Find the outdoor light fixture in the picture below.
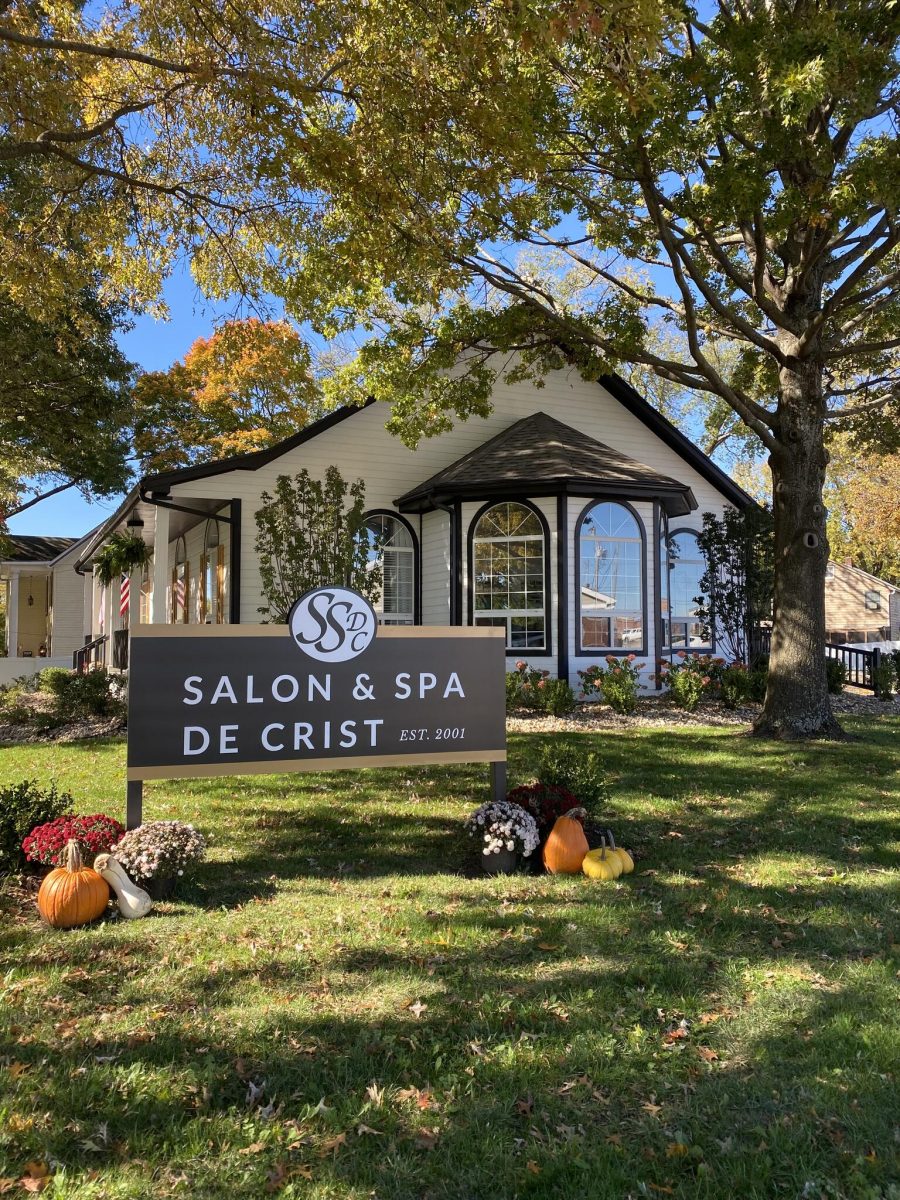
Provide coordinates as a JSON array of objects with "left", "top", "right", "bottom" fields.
[
  {"left": 26, "top": 576, "right": 34, "bottom": 606},
  {"left": 126, "top": 511, "right": 145, "bottom": 530}
]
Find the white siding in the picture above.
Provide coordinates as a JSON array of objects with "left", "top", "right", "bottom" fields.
[
  {"left": 420, "top": 509, "right": 450, "bottom": 625},
  {"left": 50, "top": 561, "right": 87, "bottom": 656}
]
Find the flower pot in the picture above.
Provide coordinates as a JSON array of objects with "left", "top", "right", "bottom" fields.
[
  {"left": 144, "top": 874, "right": 177, "bottom": 900},
  {"left": 481, "top": 847, "right": 520, "bottom": 875}
]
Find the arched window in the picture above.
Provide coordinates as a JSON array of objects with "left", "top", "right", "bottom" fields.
[
  {"left": 171, "top": 536, "right": 188, "bottom": 624},
  {"left": 472, "top": 502, "right": 546, "bottom": 650},
  {"left": 363, "top": 513, "right": 416, "bottom": 625},
  {"left": 201, "top": 519, "right": 225, "bottom": 624},
  {"left": 578, "top": 502, "right": 644, "bottom": 651},
  {"left": 664, "top": 530, "right": 710, "bottom": 648}
]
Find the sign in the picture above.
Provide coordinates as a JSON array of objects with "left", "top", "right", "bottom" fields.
[{"left": 126, "top": 588, "right": 507, "bottom": 787}]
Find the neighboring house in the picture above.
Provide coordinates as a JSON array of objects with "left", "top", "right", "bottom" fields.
[
  {"left": 71, "top": 369, "right": 753, "bottom": 687},
  {"left": 0, "top": 534, "right": 92, "bottom": 684},
  {"left": 824, "top": 558, "right": 900, "bottom": 644}
]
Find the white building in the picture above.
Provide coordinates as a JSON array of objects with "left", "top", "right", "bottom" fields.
[{"left": 67, "top": 368, "right": 752, "bottom": 685}]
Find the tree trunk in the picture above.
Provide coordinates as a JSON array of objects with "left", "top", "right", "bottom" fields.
[{"left": 753, "top": 358, "right": 844, "bottom": 740}]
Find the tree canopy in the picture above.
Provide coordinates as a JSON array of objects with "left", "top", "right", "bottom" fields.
[
  {"left": 0, "top": 288, "right": 134, "bottom": 521},
  {"left": 132, "top": 318, "right": 320, "bottom": 472}
]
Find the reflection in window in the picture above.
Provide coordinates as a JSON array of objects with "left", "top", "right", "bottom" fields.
[
  {"left": 579, "top": 502, "right": 643, "bottom": 650},
  {"left": 201, "top": 520, "right": 225, "bottom": 624},
  {"left": 363, "top": 514, "right": 415, "bottom": 625},
  {"left": 664, "top": 530, "right": 709, "bottom": 648},
  {"left": 171, "top": 536, "right": 188, "bottom": 624},
  {"left": 472, "top": 502, "right": 546, "bottom": 649}
]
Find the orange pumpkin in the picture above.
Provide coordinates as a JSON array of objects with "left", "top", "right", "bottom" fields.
[
  {"left": 37, "top": 840, "right": 109, "bottom": 929},
  {"left": 542, "top": 807, "right": 589, "bottom": 874}
]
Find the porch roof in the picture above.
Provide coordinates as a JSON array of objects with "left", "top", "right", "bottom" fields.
[
  {"left": 395, "top": 412, "right": 697, "bottom": 516},
  {"left": 1, "top": 535, "right": 78, "bottom": 564}
]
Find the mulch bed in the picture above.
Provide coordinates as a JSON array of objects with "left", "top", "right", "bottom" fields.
[{"left": 508, "top": 688, "right": 899, "bottom": 734}]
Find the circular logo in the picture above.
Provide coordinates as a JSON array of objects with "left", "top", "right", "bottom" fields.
[{"left": 288, "top": 587, "right": 377, "bottom": 662}]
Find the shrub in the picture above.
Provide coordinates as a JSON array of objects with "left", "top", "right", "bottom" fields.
[
  {"left": 579, "top": 656, "right": 644, "bottom": 715},
  {"left": 0, "top": 780, "right": 72, "bottom": 873},
  {"left": 747, "top": 657, "right": 769, "bottom": 703},
  {"left": 826, "top": 657, "right": 845, "bottom": 695},
  {"left": 655, "top": 652, "right": 720, "bottom": 711},
  {"left": 0, "top": 685, "right": 31, "bottom": 724},
  {"left": 506, "top": 662, "right": 574, "bottom": 715},
  {"left": 873, "top": 658, "right": 894, "bottom": 700},
  {"left": 720, "top": 662, "right": 753, "bottom": 709},
  {"left": 113, "top": 820, "right": 207, "bottom": 884},
  {"left": 541, "top": 677, "right": 576, "bottom": 716},
  {"left": 537, "top": 743, "right": 610, "bottom": 812},
  {"left": 506, "top": 783, "right": 579, "bottom": 836},
  {"left": 38, "top": 667, "right": 72, "bottom": 697},
  {"left": 44, "top": 668, "right": 124, "bottom": 720}
]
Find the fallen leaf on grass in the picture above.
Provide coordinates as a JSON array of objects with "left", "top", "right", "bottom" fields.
[
  {"left": 641, "top": 1101, "right": 663, "bottom": 1118},
  {"left": 0, "top": 1180, "right": 17, "bottom": 1195},
  {"left": 318, "top": 1133, "right": 347, "bottom": 1157},
  {"left": 697, "top": 1046, "right": 719, "bottom": 1062},
  {"left": 666, "top": 1142, "right": 689, "bottom": 1158},
  {"left": 526, "top": 1160, "right": 542, "bottom": 1174},
  {"left": 396, "top": 1086, "right": 435, "bottom": 1110},
  {"left": 19, "top": 1165, "right": 50, "bottom": 1195},
  {"left": 605, "top": 1134, "right": 623, "bottom": 1145},
  {"left": 414, "top": 1128, "right": 440, "bottom": 1150},
  {"left": 6, "top": 1062, "right": 29, "bottom": 1079},
  {"left": 648, "top": 1185, "right": 675, "bottom": 1195},
  {"left": 239, "top": 1142, "right": 266, "bottom": 1156},
  {"left": 356, "top": 1124, "right": 383, "bottom": 1136},
  {"left": 536, "top": 942, "right": 559, "bottom": 951},
  {"left": 514, "top": 1094, "right": 534, "bottom": 1116},
  {"left": 405, "top": 999, "right": 427, "bottom": 1019}
]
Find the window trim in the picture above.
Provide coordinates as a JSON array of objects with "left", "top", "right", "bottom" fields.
[
  {"left": 575, "top": 499, "right": 647, "bottom": 657},
  {"left": 361, "top": 509, "right": 421, "bottom": 625},
  {"left": 864, "top": 589, "right": 882, "bottom": 611},
  {"left": 661, "top": 525, "right": 713, "bottom": 653},
  {"left": 467, "top": 498, "right": 552, "bottom": 657}
]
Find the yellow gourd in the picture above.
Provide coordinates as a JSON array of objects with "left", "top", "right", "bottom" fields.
[
  {"left": 582, "top": 838, "right": 621, "bottom": 880},
  {"left": 605, "top": 829, "right": 634, "bottom": 875}
]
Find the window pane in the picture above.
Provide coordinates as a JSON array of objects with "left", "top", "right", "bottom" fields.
[
  {"left": 579, "top": 502, "right": 643, "bottom": 650},
  {"left": 664, "top": 531, "right": 709, "bottom": 647},
  {"left": 472, "top": 503, "right": 546, "bottom": 650},
  {"left": 364, "top": 514, "right": 415, "bottom": 625}
]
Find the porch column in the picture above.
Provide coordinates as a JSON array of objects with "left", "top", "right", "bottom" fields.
[
  {"left": 150, "top": 504, "right": 170, "bottom": 624},
  {"left": 128, "top": 566, "right": 140, "bottom": 628},
  {"left": 6, "top": 574, "right": 18, "bottom": 656},
  {"left": 82, "top": 572, "right": 93, "bottom": 640}
]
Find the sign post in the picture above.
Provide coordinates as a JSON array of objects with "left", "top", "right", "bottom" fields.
[{"left": 125, "top": 587, "right": 507, "bottom": 827}]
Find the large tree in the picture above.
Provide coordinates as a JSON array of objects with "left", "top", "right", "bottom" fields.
[
  {"left": 132, "top": 318, "right": 321, "bottom": 472},
  {"left": 314, "top": 1, "right": 900, "bottom": 739},
  {"left": 0, "top": 289, "right": 134, "bottom": 522}
]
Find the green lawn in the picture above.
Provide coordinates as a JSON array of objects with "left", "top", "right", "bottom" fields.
[{"left": 1, "top": 719, "right": 898, "bottom": 1199}]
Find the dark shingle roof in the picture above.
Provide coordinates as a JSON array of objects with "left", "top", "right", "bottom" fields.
[
  {"left": 2, "top": 535, "right": 78, "bottom": 563},
  {"left": 395, "top": 412, "right": 697, "bottom": 516}
]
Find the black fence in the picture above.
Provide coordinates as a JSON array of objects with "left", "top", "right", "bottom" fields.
[
  {"left": 73, "top": 633, "right": 108, "bottom": 674},
  {"left": 752, "top": 626, "right": 887, "bottom": 694}
]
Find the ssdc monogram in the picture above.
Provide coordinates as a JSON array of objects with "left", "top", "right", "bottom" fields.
[{"left": 288, "top": 587, "right": 377, "bottom": 663}]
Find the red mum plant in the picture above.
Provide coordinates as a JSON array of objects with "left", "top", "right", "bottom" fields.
[
  {"left": 23, "top": 813, "right": 125, "bottom": 868},
  {"left": 507, "top": 783, "right": 579, "bottom": 837}
]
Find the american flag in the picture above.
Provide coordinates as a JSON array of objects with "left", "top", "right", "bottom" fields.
[
  {"left": 175, "top": 573, "right": 186, "bottom": 615},
  {"left": 119, "top": 572, "right": 130, "bottom": 618}
]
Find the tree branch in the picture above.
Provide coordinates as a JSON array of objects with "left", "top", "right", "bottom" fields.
[{"left": 3, "top": 479, "right": 79, "bottom": 519}]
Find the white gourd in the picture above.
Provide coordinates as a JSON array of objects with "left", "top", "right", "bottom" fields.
[{"left": 93, "top": 853, "right": 153, "bottom": 919}]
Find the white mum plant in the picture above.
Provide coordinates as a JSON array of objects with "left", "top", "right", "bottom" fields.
[
  {"left": 112, "top": 820, "right": 206, "bottom": 883},
  {"left": 465, "top": 800, "right": 539, "bottom": 857}
]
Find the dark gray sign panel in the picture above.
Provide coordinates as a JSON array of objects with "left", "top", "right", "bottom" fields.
[{"left": 127, "top": 616, "right": 506, "bottom": 782}]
